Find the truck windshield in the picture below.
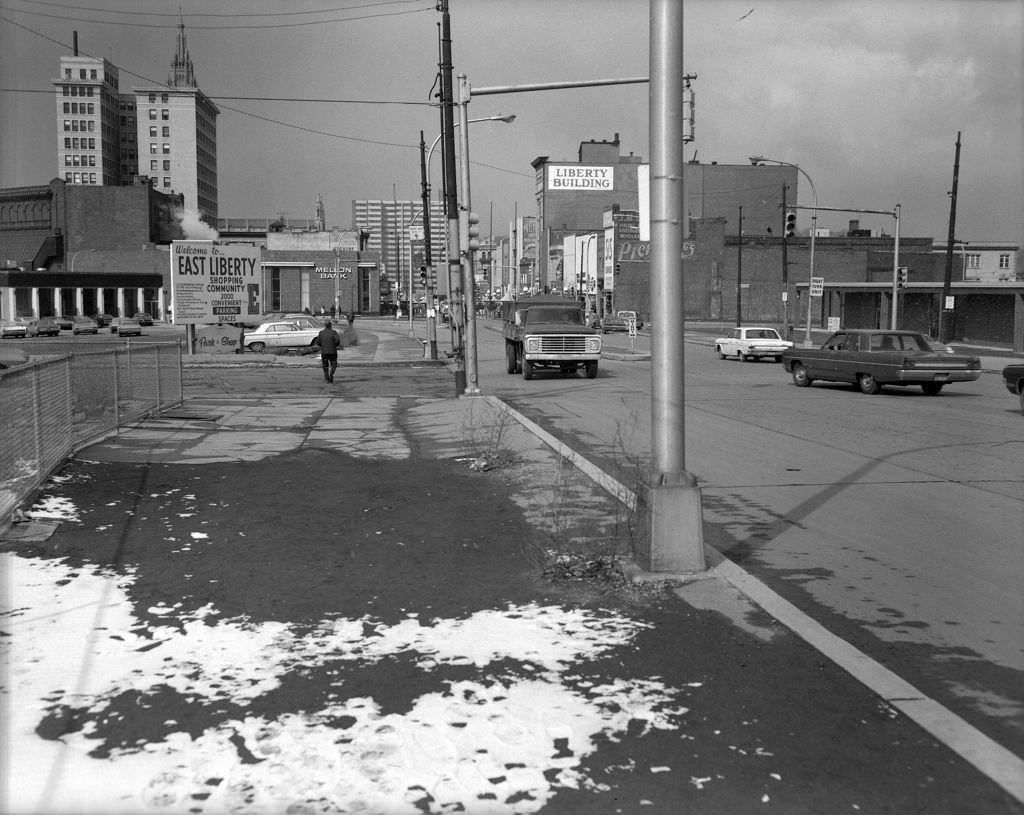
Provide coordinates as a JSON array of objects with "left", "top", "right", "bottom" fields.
[{"left": 525, "top": 308, "right": 582, "bottom": 325}]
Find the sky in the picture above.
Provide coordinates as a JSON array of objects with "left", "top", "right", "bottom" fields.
[{"left": 1, "top": 0, "right": 1022, "bottom": 244}]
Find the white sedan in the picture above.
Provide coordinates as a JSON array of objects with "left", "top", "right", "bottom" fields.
[
  {"left": 243, "top": 321, "right": 321, "bottom": 353},
  {"left": 714, "top": 326, "right": 793, "bottom": 362}
]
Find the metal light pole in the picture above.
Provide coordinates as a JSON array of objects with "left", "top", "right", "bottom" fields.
[
  {"left": 749, "top": 156, "right": 818, "bottom": 346},
  {"left": 457, "top": 73, "right": 481, "bottom": 396}
]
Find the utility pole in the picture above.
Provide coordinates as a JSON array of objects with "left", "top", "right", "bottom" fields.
[
  {"left": 419, "top": 130, "right": 438, "bottom": 359},
  {"left": 645, "top": 0, "right": 704, "bottom": 572},
  {"left": 939, "top": 131, "right": 961, "bottom": 343},
  {"left": 736, "top": 206, "right": 743, "bottom": 327},
  {"left": 438, "top": 0, "right": 465, "bottom": 395}
]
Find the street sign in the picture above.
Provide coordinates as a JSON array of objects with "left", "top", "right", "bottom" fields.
[
  {"left": 810, "top": 277, "right": 825, "bottom": 297},
  {"left": 170, "top": 241, "right": 262, "bottom": 325}
]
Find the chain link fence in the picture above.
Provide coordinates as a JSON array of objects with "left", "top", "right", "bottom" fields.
[{"left": 0, "top": 342, "right": 183, "bottom": 524}]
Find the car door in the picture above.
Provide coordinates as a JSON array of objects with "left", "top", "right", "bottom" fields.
[{"left": 818, "top": 332, "right": 853, "bottom": 382}]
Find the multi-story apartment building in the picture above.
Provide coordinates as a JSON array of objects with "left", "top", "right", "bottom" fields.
[
  {"left": 352, "top": 199, "right": 446, "bottom": 296},
  {"left": 52, "top": 24, "right": 218, "bottom": 223}
]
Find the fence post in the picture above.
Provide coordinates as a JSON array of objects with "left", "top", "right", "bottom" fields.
[
  {"left": 177, "top": 340, "right": 184, "bottom": 405},
  {"left": 155, "top": 343, "right": 162, "bottom": 408},
  {"left": 112, "top": 348, "right": 121, "bottom": 432},
  {"left": 32, "top": 366, "right": 43, "bottom": 473}
]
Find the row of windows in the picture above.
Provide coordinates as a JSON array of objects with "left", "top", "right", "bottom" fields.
[
  {"left": 149, "top": 160, "right": 172, "bottom": 172},
  {"left": 147, "top": 93, "right": 170, "bottom": 103},
  {"left": 60, "top": 85, "right": 95, "bottom": 96},
  {"left": 148, "top": 108, "right": 170, "bottom": 121},
  {"left": 63, "top": 120, "right": 95, "bottom": 133},
  {"left": 62, "top": 102, "right": 96, "bottom": 115},
  {"left": 148, "top": 143, "right": 171, "bottom": 155},
  {"left": 64, "top": 155, "right": 97, "bottom": 167},
  {"left": 64, "top": 172, "right": 98, "bottom": 184},
  {"left": 148, "top": 126, "right": 171, "bottom": 138},
  {"left": 965, "top": 254, "right": 1014, "bottom": 269},
  {"left": 63, "top": 137, "right": 97, "bottom": 150}
]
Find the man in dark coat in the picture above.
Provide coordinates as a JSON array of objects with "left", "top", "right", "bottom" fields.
[{"left": 316, "top": 321, "right": 342, "bottom": 383}]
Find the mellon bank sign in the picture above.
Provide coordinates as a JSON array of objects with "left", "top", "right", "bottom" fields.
[{"left": 547, "top": 165, "right": 614, "bottom": 190}]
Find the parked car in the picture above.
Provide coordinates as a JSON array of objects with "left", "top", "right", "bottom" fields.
[
  {"left": 715, "top": 326, "right": 793, "bottom": 362},
  {"left": 109, "top": 317, "right": 143, "bottom": 336},
  {"left": 1001, "top": 363, "right": 1024, "bottom": 414},
  {"left": 27, "top": 316, "right": 62, "bottom": 337},
  {"left": 781, "top": 329, "right": 982, "bottom": 395},
  {"left": 242, "top": 321, "right": 321, "bottom": 353},
  {"left": 133, "top": 311, "right": 154, "bottom": 326},
  {"left": 0, "top": 346, "right": 30, "bottom": 370},
  {"left": 0, "top": 318, "right": 28, "bottom": 338},
  {"left": 71, "top": 316, "right": 99, "bottom": 335},
  {"left": 92, "top": 313, "right": 114, "bottom": 327},
  {"left": 616, "top": 310, "right": 644, "bottom": 331},
  {"left": 52, "top": 315, "right": 74, "bottom": 330},
  {"left": 599, "top": 313, "right": 629, "bottom": 333}
]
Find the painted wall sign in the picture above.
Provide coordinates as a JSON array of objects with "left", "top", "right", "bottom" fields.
[{"left": 547, "top": 165, "right": 615, "bottom": 191}]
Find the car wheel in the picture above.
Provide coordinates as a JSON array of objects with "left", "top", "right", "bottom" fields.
[
  {"left": 249, "top": 342, "right": 266, "bottom": 353},
  {"left": 791, "top": 363, "right": 812, "bottom": 387},
  {"left": 921, "top": 382, "right": 944, "bottom": 396},
  {"left": 1019, "top": 387, "right": 1024, "bottom": 415},
  {"left": 716, "top": 345, "right": 726, "bottom": 359},
  {"left": 505, "top": 343, "right": 517, "bottom": 374},
  {"left": 774, "top": 355, "right": 783, "bottom": 363},
  {"left": 738, "top": 351, "right": 748, "bottom": 362},
  {"left": 857, "top": 373, "right": 881, "bottom": 394},
  {"left": 522, "top": 358, "right": 534, "bottom": 380},
  {"left": 585, "top": 361, "right": 598, "bottom": 379}
]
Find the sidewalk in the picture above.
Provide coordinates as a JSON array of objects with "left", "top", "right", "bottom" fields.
[{"left": 2, "top": 321, "right": 1022, "bottom": 814}]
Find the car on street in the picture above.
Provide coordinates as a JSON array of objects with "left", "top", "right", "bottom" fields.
[
  {"left": 133, "top": 311, "right": 154, "bottom": 326},
  {"left": 109, "top": 317, "right": 143, "bottom": 336},
  {"left": 599, "top": 313, "right": 629, "bottom": 333},
  {"left": 242, "top": 321, "right": 321, "bottom": 353},
  {"left": 0, "top": 346, "right": 30, "bottom": 370},
  {"left": 616, "top": 310, "right": 644, "bottom": 331},
  {"left": 1001, "top": 363, "right": 1024, "bottom": 414},
  {"left": 52, "top": 315, "right": 74, "bottom": 330},
  {"left": 715, "top": 326, "right": 793, "bottom": 362},
  {"left": 71, "top": 316, "right": 99, "bottom": 335},
  {"left": 92, "top": 313, "right": 114, "bottom": 327},
  {"left": 781, "top": 329, "right": 982, "bottom": 395},
  {"left": 0, "top": 318, "right": 28, "bottom": 338},
  {"left": 26, "top": 317, "right": 62, "bottom": 337}
]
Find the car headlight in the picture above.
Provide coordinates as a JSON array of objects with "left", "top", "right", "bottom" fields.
[
  {"left": 526, "top": 337, "right": 541, "bottom": 353},
  {"left": 587, "top": 337, "right": 602, "bottom": 353}
]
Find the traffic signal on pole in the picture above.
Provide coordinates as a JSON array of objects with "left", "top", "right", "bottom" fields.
[
  {"left": 419, "top": 265, "right": 427, "bottom": 286},
  {"left": 784, "top": 211, "right": 797, "bottom": 238},
  {"left": 897, "top": 267, "right": 909, "bottom": 288},
  {"left": 460, "top": 210, "right": 481, "bottom": 254}
]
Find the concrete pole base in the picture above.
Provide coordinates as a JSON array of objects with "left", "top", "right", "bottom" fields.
[{"left": 637, "top": 471, "right": 706, "bottom": 573}]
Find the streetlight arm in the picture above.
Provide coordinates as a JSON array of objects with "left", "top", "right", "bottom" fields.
[{"left": 749, "top": 155, "right": 817, "bottom": 206}]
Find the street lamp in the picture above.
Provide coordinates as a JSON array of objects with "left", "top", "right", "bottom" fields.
[
  {"left": 426, "top": 113, "right": 516, "bottom": 199},
  {"left": 749, "top": 155, "right": 818, "bottom": 347}
]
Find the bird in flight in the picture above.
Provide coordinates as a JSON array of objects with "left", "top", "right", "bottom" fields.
[{"left": 738, "top": 8, "right": 756, "bottom": 20}]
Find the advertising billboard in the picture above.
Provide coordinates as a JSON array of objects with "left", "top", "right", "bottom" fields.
[
  {"left": 170, "top": 241, "right": 262, "bottom": 325},
  {"left": 546, "top": 165, "right": 615, "bottom": 191}
]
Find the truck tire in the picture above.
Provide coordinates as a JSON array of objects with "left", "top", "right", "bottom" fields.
[
  {"left": 505, "top": 342, "right": 517, "bottom": 374},
  {"left": 585, "top": 361, "right": 598, "bottom": 379},
  {"left": 522, "top": 358, "right": 534, "bottom": 380}
]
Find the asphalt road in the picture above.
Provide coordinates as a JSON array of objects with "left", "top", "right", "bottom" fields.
[{"left": 472, "top": 321, "right": 1024, "bottom": 761}]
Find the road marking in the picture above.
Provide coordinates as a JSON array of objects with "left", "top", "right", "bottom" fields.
[{"left": 492, "top": 395, "right": 1024, "bottom": 806}]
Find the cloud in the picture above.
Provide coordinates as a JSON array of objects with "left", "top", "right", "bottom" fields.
[{"left": 176, "top": 208, "right": 219, "bottom": 241}]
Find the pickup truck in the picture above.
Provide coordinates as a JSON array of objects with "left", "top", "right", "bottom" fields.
[
  {"left": 780, "top": 329, "right": 981, "bottom": 395},
  {"left": 501, "top": 296, "right": 602, "bottom": 380},
  {"left": 1002, "top": 363, "right": 1024, "bottom": 413}
]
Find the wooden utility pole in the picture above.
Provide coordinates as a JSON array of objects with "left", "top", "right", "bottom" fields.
[{"left": 939, "top": 131, "right": 961, "bottom": 343}]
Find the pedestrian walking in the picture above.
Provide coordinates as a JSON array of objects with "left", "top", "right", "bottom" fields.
[{"left": 316, "top": 320, "right": 342, "bottom": 383}]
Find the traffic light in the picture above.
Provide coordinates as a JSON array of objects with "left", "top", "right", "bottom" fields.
[
  {"left": 897, "top": 267, "right": 909, "bottom": 288},
  {"left": 419, "top": 265, "right": 428, "bottom": 286},
  {"left": 784, "top": 211, "right": 797, "bottom": 238},
  {"left": 460, "top": 210, "right": 481, "bottom": 254}
]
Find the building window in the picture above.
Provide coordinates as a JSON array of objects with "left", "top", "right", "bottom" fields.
[
  {"left": 151, "top": 160, "right": 158, "bottom": 171},
  {"left": 79, "top": 69, "right": 86, "bottom": 79},
  {"left": 150, "top": 143, "right": 158, "bottom": 154},
  {"left": 999, "top": 254, "right": 1011, "bottom": 269},
  {"left": 162, "top": 143, "right": 170, "bottom": 154},
  {"left": 162, "top": 126, "right": 170, "bottom": 137},
  {"left": 163, "top": 178, "right": 171, "bottom": 188},
  {"left": 89, "top": 138, "right": 95, "bottom": 149},
  {"left": 161, "top": 109, "right": 169, "bottom": 120},
  {"left": 90, "top": 69, "right": 97, "bottom": 79},
  {"left": 64, "top": 138, "right": 71, "bottom": 149},
  {"left": 149, "top": 126, "right": 157, "bottom": 137},
  {"left": 63, "top": 102, "right": 69, "bottom": 114},
  {"left": 163, "top": 160, "right": 170, "bottom": 171},
  {"left": 64, "top": 69, "right": 71, "bottom": 79},
  {"left": 966, "top": 254, "right": 981, "bottom": 270},
  {"left": 161, "top": 93, "right": 169, "bottom": 103},
  {"left": 149, "top": 108, "right": 157, "bottom": 120},
  {"left": 149, "top": 93, "right": 156, "bottom": 103}
]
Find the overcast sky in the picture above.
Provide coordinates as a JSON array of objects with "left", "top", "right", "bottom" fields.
[{"left": 2, "top": 0, "right": 1021, "bottom": 243}]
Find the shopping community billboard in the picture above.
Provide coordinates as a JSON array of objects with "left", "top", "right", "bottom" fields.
[{"left": 170, "top": 241, "right": 262, "bottom": 325}]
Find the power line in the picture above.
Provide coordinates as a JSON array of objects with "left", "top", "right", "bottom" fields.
[
  {"left": 2, "top": 2, "right": 434, "bottom": 29},
  {"left": 3, "top": 87, "right": 432, "bottom": 107},
  {"left": 13, "top": 0, "right": 424, "bottom": 18}
]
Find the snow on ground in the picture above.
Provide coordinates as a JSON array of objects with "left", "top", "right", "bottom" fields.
[{"left": 2, "top": 552, "right": 689, "bottom": 814}]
